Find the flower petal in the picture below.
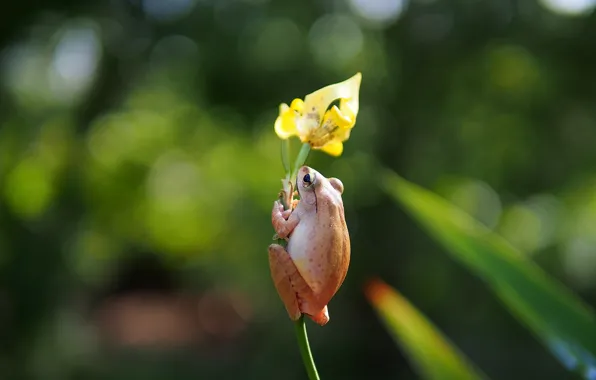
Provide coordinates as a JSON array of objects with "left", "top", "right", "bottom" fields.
[
  {"left": 340, "top": 97, "right": 358, "bottom": 123},
  {"left": 332, "top": 126, "right": 352, "bottom": 143},
  {"left": 303, "top": 72, "right": 362, "bottom": 123},
  {"left": 274, "top": 103, "right": 298, "bottom": 139},
  {"left": 323, "top": 105, "right": 354, "bottom": 129},
  {"left": 319, "top": 141, "right": 344, "bottom": 157},
  {"left": 290, "top": 98, "right": 304, "bottom": 112}
]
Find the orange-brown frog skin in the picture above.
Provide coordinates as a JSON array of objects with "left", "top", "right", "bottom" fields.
[{"left": 268, "top": 166, "right": 350, "bottom": 326}]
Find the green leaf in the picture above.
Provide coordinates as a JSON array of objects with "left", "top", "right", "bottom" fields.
[
  {"left": 365, "top": 278, "right": 487, "bottom": 380},
  {"left": 381, "top": 169, "right": 596, "bottom": 376}
]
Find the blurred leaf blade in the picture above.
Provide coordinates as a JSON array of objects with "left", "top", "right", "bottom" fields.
[
  {"left": 365, "top": 278, "right": 487, "bottom": 380},
  {"left": 381, "top": 169, "right": 596, "bottom": 375}
]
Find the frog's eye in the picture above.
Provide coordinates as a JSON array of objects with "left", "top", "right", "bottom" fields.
[{"left": 303, "top": 172, "right": 316, "bottom": 188}]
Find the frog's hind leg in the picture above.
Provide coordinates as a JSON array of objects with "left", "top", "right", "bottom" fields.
[
  {"left": 306, "top": 306, "right": 329, "bottom": 326},
  {"left": 268, "top": 243, "right": 309, "bottom": 321},
  {"left": 268, "top": 244, "right": 330, "bottom": 326}
]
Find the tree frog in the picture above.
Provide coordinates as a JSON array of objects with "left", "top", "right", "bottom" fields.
[{"left": 268, "top": 166, "right": 350, "bottom": 326}]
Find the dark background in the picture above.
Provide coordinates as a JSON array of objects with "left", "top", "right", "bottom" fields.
[{"left": 1, "top": 0, "right": 596, "bottom": 379}]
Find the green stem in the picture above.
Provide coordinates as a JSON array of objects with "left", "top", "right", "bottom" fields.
[
  {"left": 294, "top": 316, "right": 320, "bottom": 380},
  {"left": 292, "top": 143, "right": 312, "bottom": 180},
  {"left": 281, "top": 138, "right": 291, "bottom": 176}
]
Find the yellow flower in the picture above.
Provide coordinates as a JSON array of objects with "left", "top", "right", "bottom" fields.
[{"left": 274, "top": 73, "right": 362, "bottom": 157}]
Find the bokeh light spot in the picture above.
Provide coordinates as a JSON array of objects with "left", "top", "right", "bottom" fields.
[
  {"left": 486, "top": 45, "right": 541, "bottom": 97},
  {"left": 143, "top": 151, "right": 221, "bottom": 254},
  {"left": 309, "top": 14, "right": 363, "bottom": 71},
  {"left": 499, "top": 205, "right": 543, "bottom": 254},
  {"left": 349, "top": 0, "right": 407, "bottom": 26},
  {"left": 539, "top": 0, "right": 596, "bottom": 16},
  {"left": 1, "top": 42, "right": 51, "bottom": 107},
  {"left": 499, "top": 194, "right": 562, "bottom": 254},
  {"left": 4, "top": 156, "right": 54, "bottom": 219},
  {"left": 564, "top": 179, "right": 596, "bottom": 240},
  {"left": 242, "top": 18, "right": 303, "bottom": 71},
  {"left": 440, "top": 178, "right": 502, "bottom": 229},
  {"left": 49, "top": 21, "right": 102, "bottom": 105},
  {"left": 87, "top": 108, "right": 176, "bottom": 169},
  {"left": 67, "top": 226, "right": 120, "bottom": 287},
  {"left": 146, "top": 151, "right": 201, "bottom": 206},
  {"left": 563, "top": 237, "right": 596, "bottom": 289}
]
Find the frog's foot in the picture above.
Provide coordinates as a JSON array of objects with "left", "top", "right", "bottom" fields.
[
  {"left": 290, "top": 198, "right": 300, "bottom": 210},
  {"left": 271, "top": 201, "right": 299, "bottom": 238},
  {"left": 268, "top": 243, "right": 308, "bottom": 321},
  {"left": 298, "top": 297, "right": 329, "bottom": 326},
  {"left": 281, "top": 208, "right": 292, "bottom": 220},
  {"left": 306, "top": 306, "right": 329, "bottom": 326}
]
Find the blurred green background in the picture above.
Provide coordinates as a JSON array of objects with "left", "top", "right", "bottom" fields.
[{"left": 2, "top": 0, "right": 596, "bottom": 379}]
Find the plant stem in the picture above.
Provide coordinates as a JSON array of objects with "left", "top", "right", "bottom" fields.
[
  {"left": 281, "top": 138, "right": 291, "bottom": 175},
  {"left": 292, "top": 143, "right": 312, "bottom": 179},
  {"left": 294, "top": 315, "right": 320, "bottom": 380}
]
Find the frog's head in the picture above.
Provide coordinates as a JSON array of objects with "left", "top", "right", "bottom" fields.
[{"left": 296, "top": 166, "right": 344, "bottom": 210}]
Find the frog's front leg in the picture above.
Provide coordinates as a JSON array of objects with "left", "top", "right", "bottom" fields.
[
  {"left": 271, "top": 201, "right": 299, "bottom": 238},
  {"left": 268, "top": 244, "right": 330, "bottom": 326}
]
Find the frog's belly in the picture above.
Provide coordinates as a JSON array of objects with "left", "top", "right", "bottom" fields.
[
  {"left": 286, "top": 223, "right": 314, "bottom": 267},
  {"left": 286, "top": 223, "right": 344, "bottom": 296}
]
